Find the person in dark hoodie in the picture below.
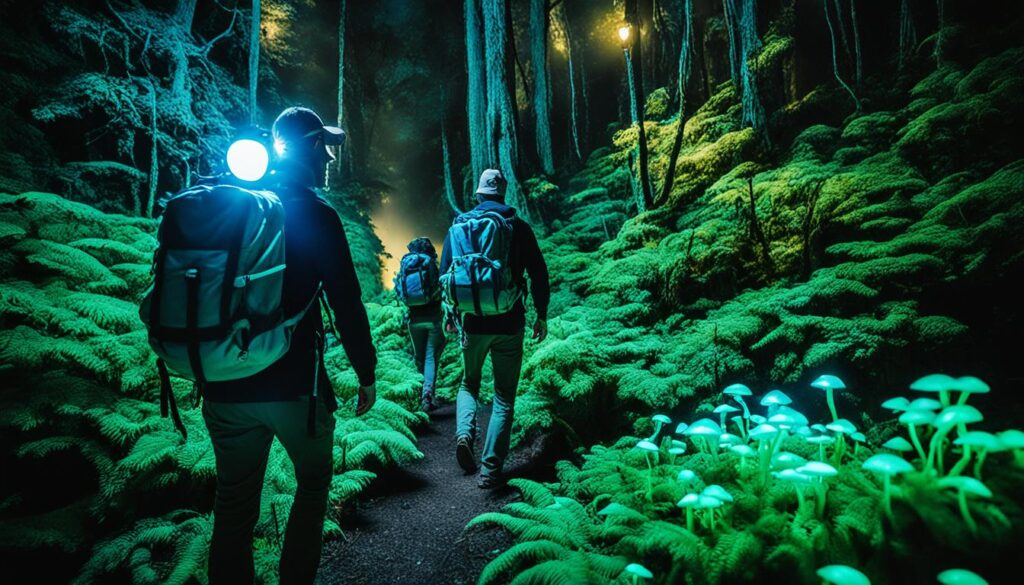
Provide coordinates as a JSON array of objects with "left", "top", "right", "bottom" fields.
[
  {"left": 397, "top": 236, "right": 446, "bottom": 411},
  {"left": 440, "top": 169, "right": 550, "bottom": 489},
  {"left": 201, "top": 107, "right": 377, "bottom": 584}
]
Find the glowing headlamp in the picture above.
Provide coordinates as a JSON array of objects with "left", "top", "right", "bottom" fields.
[{"left": 226, "top": 138, "right": 271, "bottom": 182}]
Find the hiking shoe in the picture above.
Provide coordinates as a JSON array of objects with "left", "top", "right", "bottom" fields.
[
  {"left": 478, "top": 473, "right": 504, "bottom": 490},
  {"left": 420, "top": 392, "right": 437, "bottom": 412},
  {"left": 456, "top": 436, "right": 477, "bottom": 472}
]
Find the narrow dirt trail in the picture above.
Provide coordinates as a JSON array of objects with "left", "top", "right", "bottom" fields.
[{"left": 318, "top": 402, "right": 553, "bottom": 585}]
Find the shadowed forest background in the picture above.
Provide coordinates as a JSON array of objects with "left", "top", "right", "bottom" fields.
[{"left": 1, "top": 0, "right": 1023, "bottom": 583}]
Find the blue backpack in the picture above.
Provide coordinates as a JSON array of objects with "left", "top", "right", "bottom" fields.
[
  {"left": 440, "top": 209, "right": 523, "bottom": 316},
  {"left": 394, "top": 252, "right": 440, "bottom": 306}
]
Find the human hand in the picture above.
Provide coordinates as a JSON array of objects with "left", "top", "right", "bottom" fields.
[
  {"left": 445, "top": 318, "right": 457, "bottom": 334},
  {"left": 532, "top": 319, "right": 548, "bottom": 342},
  {"left": 356, "top": 383, "right": 376, "bottom": 416}
]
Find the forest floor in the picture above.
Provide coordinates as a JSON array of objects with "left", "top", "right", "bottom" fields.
[{"left": 318, "top": 402, "right": 556, "bottom": 585}]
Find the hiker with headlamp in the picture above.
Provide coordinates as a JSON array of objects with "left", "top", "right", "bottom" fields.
[{"left": 151, "top": 106, "right": 377, "bottom": 584}]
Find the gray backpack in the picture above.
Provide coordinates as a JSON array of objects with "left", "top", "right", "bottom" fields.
[
  {"left": 394, "top": 252, "right": 440, "bottom": 306},
  {"left": 440, "top": 209, "right": 523, "bottom": 316},
  {"left": 140, "top": 183, "right": 318, "bottom": 435}
]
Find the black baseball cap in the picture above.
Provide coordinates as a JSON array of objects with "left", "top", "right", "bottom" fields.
[{"left": 272, "top": 107, "right": 345, "bottom": 160}]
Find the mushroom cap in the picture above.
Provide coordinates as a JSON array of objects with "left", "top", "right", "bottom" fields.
[
  {"left": 731, "top": 444, "right": 756, "bottom": 457},
  {"left": 937, "top": 476, "right": 992, "bottom": 498},
  {"left": 882, "top": 437, "right": 914, "bottom": 452},
  {"left": 851, "top": 431, "right": 866, "bottom": 443},
  {"left": 816, "top": 565, "right": 870, "bottom": 585},
  {"left": 881, "top": 396, "right": 910, "bottom": 411},
  {"left": 702, "top": 484, "right": 733, "bottom": 502},
  {"left": 811, "top": 374, "right": 847, "bottom": 391},
  {"left": 677, "top": 493, "right": 700, "bottom": 507},
  {"left": 778, "top": 405, "right": 810, "bottom": 426},
  {"left": 749, "top": 414, "right": 768, "bottom": 425},
  {"left": 719, "top": 433, "right": 743, "bottom": 447},
  {"left": 730, "top": 414, "right": 745, "bottom": 425},
  {"left": 933, "top": 405, "right": 983, "bottom": 430},
  {"left": 797, "top": 461, "right": 839, "bottom": 477},
  {"left": 951, "top": 376, "right": 990, "bottom": 395},
  {"left": 598, "top": 502, "right": 640, "bottom": 517},
  {"left": 826, "top": 418, "right": 858, "bottom": 435},
  {"left": 697, "top": 494, "right": 724, "bottom": 508},
  {"left": 677, "top": 469, "right": 697, "bottom": 482},
  {"left": 624, "top": 563, "right": 654, "bottom": 580},
  {"left": 937, "top": 568, "right": 989, "bottom": 585},
  {"left": 794, "top": 426, "right": 814, "bottom": 438},
  {"left": 907, "top": 397, "right": 943, "bottom": 411},
  {"left": 668, "top": 447, "right": 687, "bottom": 456},
  {"left": 811, "top": 423, "right": 828, "bottom": 433},
  {"left": 954, "top": 431, "right": 1005, "bottom": 452},
  {"left": 775, "top": 468, "right": 813, "bottom": 484},
  {"left": 899, "top": 409, "right": 936, "bottom": 425},
  {"left": 652, "top": 414, "right": 672, "bottom": 424},
  {"left": 804, "top": 434, "right": 836, "bottom": 446},
  {"left": 862, "top": 453, "right": 914, "bottom": 476},
  {"left": 998, "top": 429, "right": 1024, "bottom": 449},
  {"left": 910, "top": 373, "right": 956, "bottom": 393},
  {"left": 671, "top": 439, "right": 687, "bottom": 449},
  {"left": 683, "top": 418, "right": 723, "bottom": 437},
  {"left": 714, "top": 404, "right": 740, "bottom": 415},
  {"left": 636, "top": 440, "right": 660, "bottom": 452},
  {"left": 749, "top": 423, "right": 780, "bottom": 440},
  {"left": 771, "top": 451, "right": 808, "bottom": 469},
  {"left": 760, "top": 389, "right": 793, "bottom": 406},
  {"left": 723, "top": 383, "right": 753, "bottom": 396},
  {"left": 674, "top": 422, "right": 689, "bottom": 434}
]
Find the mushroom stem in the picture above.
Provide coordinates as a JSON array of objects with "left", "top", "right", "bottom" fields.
[
  {"left": 814, "top": 483, "right": 827, "bottom": 517},
  {"left": 881, "top": 474, "right": 893, "bottom": 521},
  {"left": 906, "top": 423, "right": 927, "bottom": 465},
  {"left": 709, "top": 509, "right": 716, "bottom": 532},
  {"left": 949, "top": 444, "right": 973, "bottom": 477},
  {"left": 973, "top": 449, "right": 989, "bottom": 480},
  {"left": 648, "top": 422, "right": 664, "bottom": 442},
  {"left": 826, "top": 388, "right": 839, "bottom": 422},
  {"left": 686, "top": 507, "right": 694, "bottom": 532},
  {"left": 956, "top": 489, "right": 978, "bottom": 535},
  {"left": 832, "top": 434, "right": 846, "bottom": 466},
  {"left": 644, "top": 454, "right": 654, "bottom": 501},
  {"left": 926, "top": 427, "right": 953, "bottom": 475},
  {"left": 939, "top": 389, "right": 950, "bottom": 408},
  {"left": 956, "top": 391, "right": 970, "bottom": 406},
  {"left": 818, "top": 442, "right": 826, "bottom": 462},
  {"left": 735, "top": 396, "right": 750, "bottom": 418},
  {"left": 795, "top": 484, "right": 805, "bottom": 513}
]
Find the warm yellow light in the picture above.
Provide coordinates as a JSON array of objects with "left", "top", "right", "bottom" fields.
[{"left": 618, "top": 26, "right": 631, "bottom": 42}]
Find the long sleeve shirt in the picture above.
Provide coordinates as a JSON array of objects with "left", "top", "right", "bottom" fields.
[
  {"left": 204, "top": 180, "right": 377, "bottom": 410},
  {"left": 440, "top": 199, "right": 550, "bottom": 335}
]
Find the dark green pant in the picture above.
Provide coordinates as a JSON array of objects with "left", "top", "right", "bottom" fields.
[
  {"left": 456, "top": 331, "right": 525, "bottom": 478},
  {"left": 203, "top": 397, "right": 335, "bottom": 585}
]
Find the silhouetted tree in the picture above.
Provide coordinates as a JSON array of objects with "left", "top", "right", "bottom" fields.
[
  {"left": 465, "top": 0, "right": 489, "bottom": 182},
  {"left": 530, "top": 0, "right": 554, "bottom": 175},
  {"left": 624, "top": 0, "right": 653, "bottom": 211},
  {"left": 659, "top": 0, "right": 694, "bottom": 204},
  {"left": 249, "top": 0, "right": 261, "bottom": 125}
]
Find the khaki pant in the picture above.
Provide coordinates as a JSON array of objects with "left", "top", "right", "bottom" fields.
[{"left": 203, "top": 397, "right": 335, "bottom": 585}]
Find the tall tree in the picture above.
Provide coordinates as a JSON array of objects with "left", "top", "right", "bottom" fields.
[
  {"left": 529, "top": 0, "right": 554, "bottom": 175},
  {"left": 659, "top": 0, "right": 694, "bottom": 204},
  {"left": 722, "top": 0, "right": 741, "bottom": 87},
  {"left": 824, "top": 0, "right": 860, "bottom": 111},
  {"left": 558, "top": 3, "right": 584, "bottom": 162},
  {"left": 465, "top": 0, "right": 489, "bottom": 182},
  {"left": 739, "top": 0, "right": 766, "bottom": 130},
  {"left": 442, "top": 122, "right": 462, "bottom": 214},
  {"left": 850, "top": 0, "right": 863, "bottom": 87},
  {"left": 482, "top": 0, "right": 530, "bottom": 221},
  {"left": 335, "top": 0, "right": 352, "bottom": 178},
  {"left": 624, "top": 0, "right": 653, "bottom": 212},
  {"left": 249, "top": 0, "right": 261, "bottom": 126},
  {"left": 898, "top": 0, "right": 916, "bottom": 72},
  {"left": 168, "top": 0, "right": 198, "bottom": 123}
]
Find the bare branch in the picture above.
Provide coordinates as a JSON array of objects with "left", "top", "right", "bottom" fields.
[{"left": 202, "top": 8, "right": 240, "bottom": 56}]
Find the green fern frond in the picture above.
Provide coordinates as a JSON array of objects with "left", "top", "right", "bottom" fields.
[
  {"left": 478, "top": 540, "right": 571, "bottom": 585},
  {"left": 508, "top": 478, "right": 556, "bottom": 507}
]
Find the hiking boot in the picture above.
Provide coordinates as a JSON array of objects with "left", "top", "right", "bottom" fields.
[
  {"left": 420, "top": 391, "right": 436, "bottom": 413},
  {"left": 456, "top": 435, "right": 477, "bottom": 472},
  {"left": 478, "top": 473, "right": 504, "bottom": 490}
]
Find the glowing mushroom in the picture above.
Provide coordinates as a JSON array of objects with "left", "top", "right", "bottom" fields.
[
  {"left": 882, "top": 437, "right": 914, "bottom": 453},
  {"left": 810, "top": 374, "right": 847, "bottom": 422},
  {"left": 951, "top": 431, "right": 1004, "bottom": 479},
  {"left": 677, "top": 493, "right": 699, "bottom": 531},
  {"left": 899, "top": 408, "right": 935, "bottom": 464},
  {"left": 911, "top": 373, "right": 957, "bottom": 408},
  {"left": 649, "top": 414, "right": 672, "bottom": 441},
  {"left": 775, "top": 468, "right": 813, "bottom": 512},
  {"left": 950, "top": 376, "right": 990, "bottom": 406},
  {"left": 714, "top": 404, "right": 740, "bottom": 431},
  {"left": 723, "top": 383, "right": 753, "bottom": 417},
  {"left": 636, "top": 440, "right": 660, "bottom": 500},
  {"left": 881, "top": 396, "right": 910, "bottom": 412},
  {"left": 937, "top": 568, "right": 989, "bottom": 585},
  {"left": 927, "top": 405, "right": 983, "bottom": 475},
  {"left": 623, "top": 563, "right": 653, "bottom": 585},
  {"left": 760, "top": 389, "right": 792, "bottom": 416},
  {"left": 862, "top": 454, "right": 914, "bottom": 520},
  {"left": 683, "top": 418, "right": 723, "bottom": 459},
  {"left": 817, "top": 565, "right": 871, "bottom": 585},
  {"left": 937, "top": 475, "right": 992, "bottom": 535},
  {"left": 797, "top": 461, "right": 838, "bottom": 517}
]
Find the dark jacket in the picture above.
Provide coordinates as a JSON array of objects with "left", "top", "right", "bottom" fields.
[
  {"left": 439, "top": 199, "right": 550, "bottom": 335},
  {"left": 204, "top": 177, "right": 377, "bottom": 410}
]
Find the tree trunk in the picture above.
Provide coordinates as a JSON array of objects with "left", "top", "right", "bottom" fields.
[
  {"left": 850, "top": 0, "right": 862, "bottom": 87},
  {"left": 442, "top": 123, "right": 462, "bottom": 215},
  {"left": 146, "top": 79, "right": 158, "bottom": 218},
  {"left": 625, "top": 0, "right": 653, "bottom": 212},
  {"left": 722, "top": 0, "right": 741, "bottom": 87},
  {"left": 824, "top": 0, "right": 860, "bottom": 111},
  {"left": 898, "top": 0, "right": 916, "bottom": 72},
  {"left": 335, "top": 0, "right": 350, "bottom": 180},
  {"left": 249, "top": 0, "right": 261, "bottom": 126},
  {"left": 530, "top": 0, "right": 554, "bottom": 175},
  {"left": 482, "top": 0, "right": 530, "bottom": 221},
  {"left": 176, "top": 0, "right": 197, "bottom": 32},
  {"left": 558, "top": 4, "right": 583, "bottom": 163},
  {"left": 739, "top": 0, "right": 766, "bottom": 131},
  {"left": 465, "top": 0, "right": 489, "bottom": 181},
  {"left": 659, "top": 0, "right": 693, "bottom": 205}
]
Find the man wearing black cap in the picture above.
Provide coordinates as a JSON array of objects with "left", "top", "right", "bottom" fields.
[
  {"left": 440, "top": 168, "right": 550, "bottom": 489},
  {"left": 201, "top": 107, "right": 377, "bottom": 584}
]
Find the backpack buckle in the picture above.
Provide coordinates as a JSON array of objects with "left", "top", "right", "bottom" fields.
[{"left": 185, "top": 268, "right": 199, "bottom": 279}]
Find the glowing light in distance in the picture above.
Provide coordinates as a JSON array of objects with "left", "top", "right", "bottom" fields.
[
  {"left": 226, "top": 139, "right": 269, "bottom": 182},
  {"left": 618, "top": 26, "right": 631, "bottom": 42}
]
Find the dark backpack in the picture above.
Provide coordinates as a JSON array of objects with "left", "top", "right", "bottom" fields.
[
  {"left": 394, "top": 252, "right": 440, "bottom": 306},
  {"left": 439, "top": 208, "right": 523, "bottom": 316},
  {"left": 140, "top": 183, "right": 320, "bottom": 435}
]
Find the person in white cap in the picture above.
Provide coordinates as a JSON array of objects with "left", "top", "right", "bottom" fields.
[{"left": 440, "top": 168, "right": 550, "bottom": 489}]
